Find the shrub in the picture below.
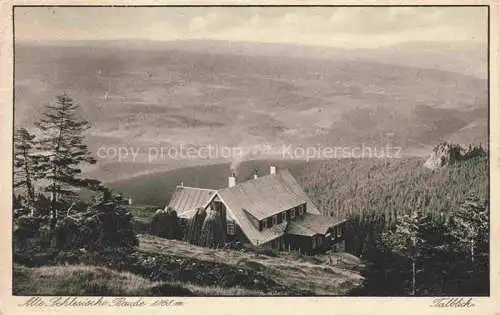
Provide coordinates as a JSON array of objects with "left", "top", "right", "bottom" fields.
[
  {"left": 150, "top": 207, "right": 183, "bottom": 240},
  {"left": 13, "top": 215, "right": 53, "bottom": 261},
  {"left": 55, "top": 190, "right": 138, "bottom": 251}
]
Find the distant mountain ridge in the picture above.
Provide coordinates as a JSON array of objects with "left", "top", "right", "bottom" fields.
[{"left": 17, "top": 39, "right": 486, "bottom": 78}]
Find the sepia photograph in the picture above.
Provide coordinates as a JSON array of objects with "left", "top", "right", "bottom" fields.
[{"left": 10, "top": 5, "right": 490, "bottom": 299}]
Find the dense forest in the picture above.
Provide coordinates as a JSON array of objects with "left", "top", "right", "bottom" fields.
[{"left": 299, "top": 151, "right": 489, "bottom": 295}]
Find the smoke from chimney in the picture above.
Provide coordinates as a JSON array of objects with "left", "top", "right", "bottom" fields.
[
  {"left": 270, "top": 165, "right": 277, "bottom": 175},
  {"left": 228, "top": 170, "right": 236, "bottom": 188}
]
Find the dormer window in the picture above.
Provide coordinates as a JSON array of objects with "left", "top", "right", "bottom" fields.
[
  {"left": 295, "top": 204, "right": 306, "bottom": 216},
  {"left": 336, "top": 226, "right": 343, "bottom": 238},
  {"left": 277, "top": 212, "right": 284, "bottom": 224},
  {"left": 266, "top": 217, "right": 273, "bottom": 228}
]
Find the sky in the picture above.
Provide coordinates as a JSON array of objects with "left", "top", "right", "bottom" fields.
[{"left": 15, "top": 6, "right": 487, "bottom": 48}]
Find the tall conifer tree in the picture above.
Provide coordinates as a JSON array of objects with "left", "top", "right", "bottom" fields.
[
  {"left": 13, "top": 128, "right": 42, "bottom": 214},
  {"left": 36, "top": 94, "right": 96, "bottom": 225}
]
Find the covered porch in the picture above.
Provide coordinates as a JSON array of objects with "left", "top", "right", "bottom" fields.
[{"left": 285, "top": 213, "right": 346, "bottom": 253}]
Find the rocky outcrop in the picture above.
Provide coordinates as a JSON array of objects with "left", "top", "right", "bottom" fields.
[
  {"left": 423, "top": 142, "right": 487, "bottom": 170},
  {"left": 424, "top": 143, "right": 463, "bottom": 170}
]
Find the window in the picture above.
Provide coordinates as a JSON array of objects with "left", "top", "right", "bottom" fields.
[
  {"left": 227, "top": 220, "right": 235, "bottom": 235},
  {"left": 298, "top": 205, "right": 304, "bottom": 216},
  {"left": 258, "top": 221, "right": 264, "bottom": 231},
  {"left": 267, "top": 217, "right": 273, "bottom": 228},
  {"left": 336, "top": 226, "right": 343, "bottom": 238},
  {"left": 272, "top": 215, "right": 277, "bottom": 225},
  {"left": 277, "top": 212, "right": 283, "bottom": 224},
  {"left": 290, "top": 208, "right": 295, "bottom": 219}
]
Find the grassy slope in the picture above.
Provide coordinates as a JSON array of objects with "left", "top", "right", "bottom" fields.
[
  {"left": 137, "top": 234, "right": 362, "bottom": 296},
  {"left": 13, "top": 234, "right": 362, "bottom": 296},
  {"left": 13, "top": 264, "right": 180, "bottom": 296},
  {"left": 13, "top": 264, "right": 267, "bottom": 296}
]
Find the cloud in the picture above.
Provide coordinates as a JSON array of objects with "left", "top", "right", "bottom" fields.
[{"left": 15, "top": 7, "right": 487, "bottom": 47}]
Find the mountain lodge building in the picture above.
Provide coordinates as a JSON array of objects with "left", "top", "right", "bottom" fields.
[{"left": 166, "top": 166, "right": 346, "bottom": 253}]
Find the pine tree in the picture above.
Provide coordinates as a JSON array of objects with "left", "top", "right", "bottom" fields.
[
  {"left": 415, "top": 214, "right": 452, "bottom": 295},
  {"left": 13, "top": 128, "right": 43, "bottom": 214},
  {"left": 35, "top": 95, "right": 96, "bottom": 226},
  {"left": 446, "top": 196, "right": 489, "bottom": 295},
  {"left": 448, "top": 196, "right": 488, "bottom": 263},
  {"left": 382, "top": 211, "right": 422, "bottom": 295}
]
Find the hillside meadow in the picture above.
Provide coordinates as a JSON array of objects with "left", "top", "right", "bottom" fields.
[
  {"left": 13, "top": 264, "right": 265, "bottom": 296},
  {"left": 13, "top": 234, "right": 362, "bottom": 296}
]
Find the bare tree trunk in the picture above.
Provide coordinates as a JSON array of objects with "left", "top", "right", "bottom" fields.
[
  {"left": 471, "top": 239, "right": 475, "bottom": 263},
  {"left": 411, "top": 236, "right": 417, "bottom": 296},
  {"left": 411, "top": 258, "right": 416, "bottom": 296},
  {"left": 22, "top": 147, "right": 35, "bottom": 215},
  {"left": 49, "top": 188, "right": 57, "bottom": 235}
]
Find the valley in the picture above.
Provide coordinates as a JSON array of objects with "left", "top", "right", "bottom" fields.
[{"left": 15, "top": 40, "right": 488, "bottom": 183}]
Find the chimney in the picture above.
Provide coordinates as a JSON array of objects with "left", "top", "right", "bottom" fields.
[
  {"left": 253, "top": 171, "right": 258, "bottom": 180},
  {"left": 270, "top": 165, "right": 277, "bottom": 175},
  {"left": 228, "top": 171, "right": 236, "bottom": 188}
]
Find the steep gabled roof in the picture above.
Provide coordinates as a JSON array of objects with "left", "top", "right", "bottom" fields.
[
  {"left": 217, "top": 189, "right": 287, "bottom": 245},
  {"left": 218, "top": 169, "right": 320, "bottom": 220},
  {"left": 216, "top": 169, "right": 322, "bottom": 245},
  {"left": 167, "top": 186, "right": 216, "bottom": 218}
]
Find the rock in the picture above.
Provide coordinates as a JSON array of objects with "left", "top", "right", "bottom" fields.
[{"left": 423, "top": 143, "right": 463, "bottom": 170}]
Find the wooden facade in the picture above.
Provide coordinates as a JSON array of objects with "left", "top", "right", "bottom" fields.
[{"left": 259, "top": 221, "right": 347, "bottom": 254}]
